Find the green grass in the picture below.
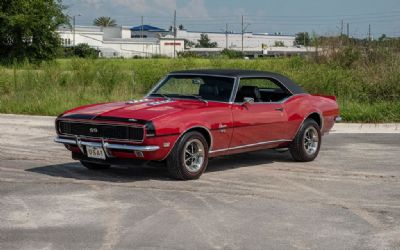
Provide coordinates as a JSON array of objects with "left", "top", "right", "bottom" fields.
[{"left": 0, "top": 57, "right": 399, "bottom": 122}]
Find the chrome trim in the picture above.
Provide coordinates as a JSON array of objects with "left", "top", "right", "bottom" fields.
[
  {"left": 209, "top": 139, "right": 291, "bottom": 154},
  {"left": 230, "top": 76, "right": 295, "bottom": 104},
  {"left": 55, "top": 137, "right": 160, "bottom": 152},
  {"left": 75, "top": 136, "right": 84, "bottom": 154},
  {"left": 57, "top": 119, "right": 145, "bottom": 143},
  {"left": 101, "top": 138, "right": 113, "bottom": 157}
]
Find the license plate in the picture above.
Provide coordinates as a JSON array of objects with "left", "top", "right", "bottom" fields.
[{"left": 86, "top": 146, "right": 106, "bottom": 160}]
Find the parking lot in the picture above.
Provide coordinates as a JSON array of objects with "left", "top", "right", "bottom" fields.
[{"left": 0, "top": 115, "right": 399, "bottom": 249}]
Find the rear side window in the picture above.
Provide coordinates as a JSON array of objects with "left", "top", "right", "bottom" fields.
[{"left": 235, "top": 77, "right": 292, "bottom": 103}]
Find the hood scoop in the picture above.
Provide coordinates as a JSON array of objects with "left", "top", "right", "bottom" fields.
[{"left": 125, "top": 99, "right": 173, "bottom": 106}]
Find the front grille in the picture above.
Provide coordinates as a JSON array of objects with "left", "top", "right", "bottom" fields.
[{"left": 58, "top": 121, "right": 144, "bottom": 141}]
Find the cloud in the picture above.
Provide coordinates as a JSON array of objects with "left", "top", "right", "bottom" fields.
[
  {"left": 111, "top": 0, "right": 177, "bottom": 15},
  {"left": 179, "top": 0, "right": 208, "bottom": 18}
]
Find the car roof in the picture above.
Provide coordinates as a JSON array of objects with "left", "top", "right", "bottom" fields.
[{"left": 169, "top": 69, "right": 307, "bottom": 94}]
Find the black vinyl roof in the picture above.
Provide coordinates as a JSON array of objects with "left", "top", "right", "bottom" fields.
[{"left": 170, "top": 69, "right": 307, "bottom": 94}]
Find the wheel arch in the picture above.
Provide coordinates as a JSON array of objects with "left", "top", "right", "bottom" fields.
[
  {"left": 161, "top": 125, "right": 213, "bottom": 160},
  {"left": 291, "top": 111, "right": 324, "bottom": 140},
  {"left": 184, "top": 127, "right": 213, "bottom": 150},
  {"left": 306, "top": 112, "right": 323, "bottom": 129}
]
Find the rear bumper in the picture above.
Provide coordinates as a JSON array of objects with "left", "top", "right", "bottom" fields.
[{"left": 54, "top": 136, "right": 160, "bottom": 152}]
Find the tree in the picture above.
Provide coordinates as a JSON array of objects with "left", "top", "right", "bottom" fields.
[
  {"left": 184, "top": 39, "right": 196, "bottom": 48},
  {"left": 378, "top": 34, "right": 387, "bottom": 42},
  {"left": 93, "top": 16, "right": 117, "bottom": 27},
  {"left": 274, "top": 41, "right": 285, "bottom": 47},
  {"left": 178, "top": 24, "right": 184, "bottom": 30},
  {"left": 0, "top": 0, "right": 67, "bottom": 62},
  {"left": 196, "top": 34, "right": 217, "bottom": 48},
  {"left": 295, "top": 32, "right": 311, "bottom": 46}
]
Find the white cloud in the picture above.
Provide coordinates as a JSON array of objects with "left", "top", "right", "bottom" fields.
[
  {"left": 110, "top": 0, "right": 177, "bottom": 15},
  {"left": 179, "top": 0, "right": 208, "bottom": 18}
]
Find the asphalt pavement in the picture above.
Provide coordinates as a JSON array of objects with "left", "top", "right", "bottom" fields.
[{"left": 0, "top": 114, "right": 399, "bottom": 250}]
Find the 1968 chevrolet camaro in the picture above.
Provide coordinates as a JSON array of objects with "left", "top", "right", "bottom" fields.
[{"left": 55, "top": 69, "right": 340, "bottom": 180}]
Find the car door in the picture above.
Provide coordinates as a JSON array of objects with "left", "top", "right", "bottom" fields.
[{"left": 229, "top": 77, "right": 290, "bottom": 148}]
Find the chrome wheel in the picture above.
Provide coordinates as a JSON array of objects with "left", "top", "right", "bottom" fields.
[
  {"left": 183, "top": 139, "right": 205, "bottom": 173},
  {"left": 304, "top": 127, "right": 319, "bottom": 155}
]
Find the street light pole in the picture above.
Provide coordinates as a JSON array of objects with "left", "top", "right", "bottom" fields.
[
  {"left": 72, "top": 14, "right": 81, "bottom": 47},
  {"left": 73, "top": 15, "right": 76, "bottom": 46}
]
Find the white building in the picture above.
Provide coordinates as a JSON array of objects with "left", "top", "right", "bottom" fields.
[
  {"left": 57, "top": 24, "right": 297, "bottom": 58},
  {"left": 57, "top": 25, "right": 184, "bottom": 58},
  {"left": 177, "top": 29, "right": 295, "bottom": 49}
]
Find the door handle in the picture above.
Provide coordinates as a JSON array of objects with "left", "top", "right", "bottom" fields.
[{"left": 275, "top": 107, "right": 284, "bottom": 112}]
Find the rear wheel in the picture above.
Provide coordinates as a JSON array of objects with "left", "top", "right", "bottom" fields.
[
  {"left": 166, "top": 131, "right": 209, "bottom": 180},
  {"left": 80, "top": 161, "right": 110, "bottom": 170},
  {"left": 289, "top": 119, "right": 321, "bottom": 162}
]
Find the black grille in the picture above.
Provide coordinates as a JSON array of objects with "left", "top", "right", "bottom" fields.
[{"left": 58, "top": 121, "right": 144, "bottom": 141}]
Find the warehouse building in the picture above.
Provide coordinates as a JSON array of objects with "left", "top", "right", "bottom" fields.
[
  {"left": 57, "top": 25, "right": 184, "bottom": 58},
  {"left": 177, "top": 29, "right": 295, "bottom": 49},
  {"left": 57, "top": 24, "right": 297, "bottom": 58}
]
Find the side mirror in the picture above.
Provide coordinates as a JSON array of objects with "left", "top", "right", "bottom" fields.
[{"left": 242, "top": 97, "right": 254, "bottom": 105}]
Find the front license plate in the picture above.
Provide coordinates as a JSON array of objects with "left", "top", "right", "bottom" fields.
[{"left": 86, "top": 146, "right": 106, "bottom": 160}]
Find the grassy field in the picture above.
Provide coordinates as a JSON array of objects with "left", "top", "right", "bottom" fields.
[{"left": 0, "top": 56, "right": 399, "bottom": 122}]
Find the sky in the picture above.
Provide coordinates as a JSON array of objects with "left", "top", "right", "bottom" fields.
[{"left": 63, "top": 0, "right": 400, "bottom": 38}]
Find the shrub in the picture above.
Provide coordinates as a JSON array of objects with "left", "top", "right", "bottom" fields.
[{"left": 221, "top": 49, "right": 244, "bottom": 58}]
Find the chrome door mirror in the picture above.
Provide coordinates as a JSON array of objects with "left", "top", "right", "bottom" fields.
[{"left": 242, "top": 97, "right": 254, "bottom": 105}]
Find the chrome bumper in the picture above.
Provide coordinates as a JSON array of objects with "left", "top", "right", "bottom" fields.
[{"left": 54, "top": 136, "right": 160, "bottom": 152}]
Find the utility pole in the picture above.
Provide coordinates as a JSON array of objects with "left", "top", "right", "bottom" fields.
[
  {"left": 241, "top": 15, "right": 250, "bottom": 53},
  {"left": 225, "top": 23, "right": 229, "bottom": 49},
  {"left": 241, "top": 15, "right": 244, "bottom": 53},
  {"left": 340, "top": 20, "right": 344, "bottom": 36},
  {"left": 173, "top": 10, "right": 176, "bottom": 58},
  {"left": 141, "top": 16, "right": 144, "bottom": 39},
  {"left": 347, "top": 23, "right": 350, "bottom": 37},
  {"left": 72, "top": 15, "right": 76, "bottom": 47},
  {"left": 71, "top": 14, "right": 81, "bottom": 47},
  {"left": 141, "top": 16, "right": 144, "bottom": 57},
  {"left": 368, "top": 24, "right": 371, "bottom": 41}
]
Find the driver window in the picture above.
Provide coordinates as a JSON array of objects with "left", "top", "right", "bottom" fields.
[{"left": 235, "top": 78, "right": 292, "bottom": 102}]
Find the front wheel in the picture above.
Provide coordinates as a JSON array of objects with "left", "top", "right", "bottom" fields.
[
  {"left": 289, "top": 119, "right": 321, "bottom": 162},
  {"left": 166, "top": 131, "right": 209, "bottom": 180}
]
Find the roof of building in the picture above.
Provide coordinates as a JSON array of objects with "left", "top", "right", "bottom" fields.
[
  {"left": 131, "top": 25, "right": 166, "bottom": 32},
  {"left": 169, "top": 69, "right": 306, "bottom": 94}
]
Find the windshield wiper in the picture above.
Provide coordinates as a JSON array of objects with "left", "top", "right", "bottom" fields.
[
  {"left": 150, "top": 93, "right": 172, "bottom": 101},
  {"left": 190, "top": 95, "right": 208, "bottom": 104},
  {"left": 174, "top": 94, "right": 208, "bottom": 104}
]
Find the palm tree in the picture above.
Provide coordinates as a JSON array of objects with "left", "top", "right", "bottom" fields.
[{"left": 93, "top": 16, "right": 117, "bottom": 27}]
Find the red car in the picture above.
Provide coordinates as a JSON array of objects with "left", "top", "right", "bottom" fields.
[{"left": 55, "top": 69, "right": 340, "bottom": 180}]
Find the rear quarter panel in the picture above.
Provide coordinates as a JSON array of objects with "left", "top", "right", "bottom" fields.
[{"left": 283, "top": 94, "right": 339, "bottom": 139}]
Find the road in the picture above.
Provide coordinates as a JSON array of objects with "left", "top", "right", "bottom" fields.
[{"left": 0, "top": 115, "right": 399, "bottom": 250}]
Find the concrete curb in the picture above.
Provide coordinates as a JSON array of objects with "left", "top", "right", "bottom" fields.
[
  {"left": 331, "top": 123, "right": 400, "bottom": 134},
  {"left": 1, "top": 114, "right": 399, "bottom": 134}
]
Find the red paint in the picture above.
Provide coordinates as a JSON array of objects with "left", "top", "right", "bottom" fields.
[
  {"left": 164, "top": 42, "right": 181, "bottom": 46},
  {"left": 56, "top": 94, "right": 339, "bottom": 161}
]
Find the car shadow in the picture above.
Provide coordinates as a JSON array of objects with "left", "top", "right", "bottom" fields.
[
  {"left": 26, "top": 162, "right": 171, "bottom": 183},
  {"left": 207, "top": 149, "right": 293, "bottom": 172},
  {"left": 26, "top": 150, "right": 293, "bottom": 182}
]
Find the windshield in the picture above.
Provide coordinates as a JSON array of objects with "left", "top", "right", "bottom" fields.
[{"left": 150, "top": 75, "right": 235, "bottom": 102}]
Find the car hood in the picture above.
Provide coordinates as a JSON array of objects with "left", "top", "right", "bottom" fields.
[{"left": 61, "top": 99, "right": 205, "bottom": 121}]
